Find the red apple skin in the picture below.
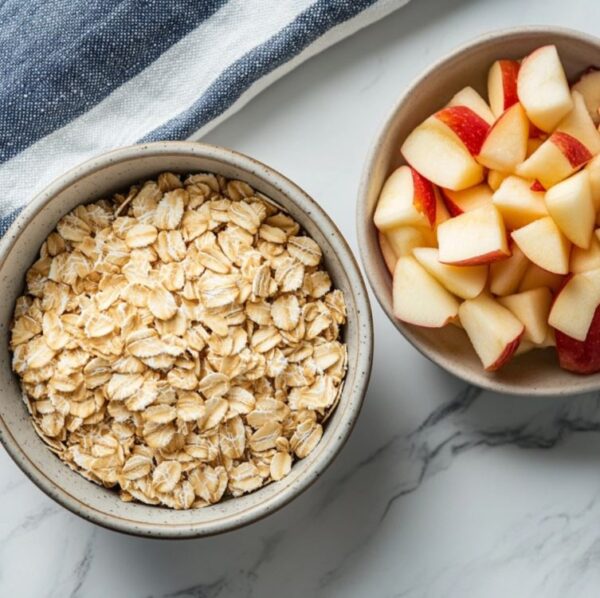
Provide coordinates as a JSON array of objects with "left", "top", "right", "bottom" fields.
[
  {"left": 434, "top": 106, "right": 491, "bottom": 155},
  {"left": 442, "top": 249, "right": 510, "bottom": 267},
  {"left": 440, "top": 189, "right": 463, "bottom": 217},
  {"left": 486, "top": 330, "right": 524, "bottom": 371},
  {"left": 411, "top": 168, "right": 437, "bottom": 227},
  {"left": 555, "top": 304, "right": 600, "bottom": 374},
  {"left": 550, "top": 131, "right": 593, "bottom": 168},
  {"left": 530, "top": 180, "right": 545, "bottom": 192},
  {"left": 498, "top": 60, "right": 520, "bottom": 111},
  {"left": 529, "top": 123, "right": 545, "bottom": 140}
]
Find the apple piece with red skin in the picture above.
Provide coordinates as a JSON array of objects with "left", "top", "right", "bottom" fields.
[
  {"left": 373, "top": 165, "right": 437, "bottom": 231},
  {"left": 441, "top": 184, "right": 493, "bottom": 217},
  {"left": 492, "top": 175, "right": 547, "bottom": 230},
  {"left": 511, "top": 217, "right": 571, "bottom": 275},
  {"left": 571, "top": 67, "right": 600, "bottom": 125},
  {"left": 517, "top": 44, "right": 573, "bottom": 132},
  {"left": 437, "top": 204, "right": 510, "bottom": 266},
  {"left": 447, "top": 86, "right": 495, "bottom": 124},
  {"left": 401, "top": 117, "right": 485, "bottom": 191},
  {"left": 412, "top": 247, "right": 487, "bottom": 299},
  {"left": 458, "top": 293, "right": 525, "bottom": 371},
  {"left": 556, "top": 304, "right": 600, "bottom": 374},
  {"left": 488, "top": 59, "right": 520, "bottom": 118},
  {"left": 516, "top": 91, "right": 600, "bottom": 188},
  {"left": 548, "top": 269, "right": 600, "bottom": 341},
  {"left": 545, "top": 170, "right": 595, "bottom": 249},
  {"left": 434, "top": 106, "right": 491, "bottom": 155},
  {"left": 489, "top": 244, "right": 530, "bottom": 296},
  {"left": 530, "top": 180, "right": 545, "bottom": 191},
  {"left": 392, "top": 256, "right": 460, "bottom": 327},
  {"left": 476, "top": 103, "right": 529, "bottom": 172}
]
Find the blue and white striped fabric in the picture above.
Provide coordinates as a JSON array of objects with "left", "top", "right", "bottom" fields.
[{"left": 0, "top": 0, "right": 409, "bottom": 235}]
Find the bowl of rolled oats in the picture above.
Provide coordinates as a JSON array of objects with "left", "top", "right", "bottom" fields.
[{"left": 0, "top": 142, "right": 372, "bottom": 537}]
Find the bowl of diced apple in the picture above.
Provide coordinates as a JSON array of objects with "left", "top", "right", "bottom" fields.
[{"left": 357, "top": 27, "right": 600, "bottom": 395}]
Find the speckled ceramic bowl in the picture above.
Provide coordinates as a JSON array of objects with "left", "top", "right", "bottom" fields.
[
  {"left": 357, "top": 27, "right": 600, "bottom": 396},
  {"left": 0, "top": 142, "right": 373, "bottom": 537}
]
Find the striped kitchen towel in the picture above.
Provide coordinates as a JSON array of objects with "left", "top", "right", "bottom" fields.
[{"left": 0, "top": 0, "right": 409, "bottom": 235}]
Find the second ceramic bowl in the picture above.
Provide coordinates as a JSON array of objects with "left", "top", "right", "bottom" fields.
[
  {"left": 357, "top": 26, "right": 600, "bottom": 396},
  {"left": 0, "top": 141, "right": 373, "bottom": 537}
]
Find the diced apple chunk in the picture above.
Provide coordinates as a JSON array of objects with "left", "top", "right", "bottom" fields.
[
  {"left": 487, "top": 170, "right": 508, "bottom": 191},
  {"left": 378, "top": 232, "right": 397, "bottom": 275},
  {"left": 374, "top": 166, "right": 436, "bottom": 231},
  {"left": 498, "top": 287, "right": 552, "bottom": 344},
  {"left": 492, "top": 175, "right": 547, "bottom": 229},
  {"left": 549, "top": 268, "right": 600, "bottom": 341},
  {"left": 386, "top": 226, "right": 435, "bottom": 257},
  {"left": 511, "top": 217, "right": 571, "bottom": 275},
  {"left": 401, "top": 117, "right": 484, "bottom": 191},
  {"left": 447, "top": 86, "right": 495, "bottom": 124},
  {"left": 441, "top": 184, "right": 493, "bottom": 217},
  {"left": 488, "top": 59, "right": 520, "bottom": 118},
  {"left": 392, "top": 256, "right": 460, "bottom": 327},
  {"left": 489, "top": 245, "right": 530, "bottom": 296},
  {"left": 586, "top": 154, "right": 600, "bottom": 212},
  {"left": 571, "top": 233, "right": 600, "bottom": 273},
  {"left": 517, "top": 45, "right": 573, "bottom": 132},
  {"left": 572, "top": 67, "right": 600, "bottom": 125},
  {"left": 477, "top": 103, "right": 529, "bottom": 172},
  {"left": 516, "top": 91, "right": 599, "bottom": 188},
  {"left": 458, "top": 294, "right": 524, "bottom": 370},
  {"left": 413, "top": 247, "right": 487, "bottom": 299},
  {"left": 545, "top": 170, "right": 594, "bottom": 249},
  {"left": 438, "top": 204, "right": 510, "bottom": 265},
  {"left": 518, "top": 263, "right": 565, "bottom": 293}
]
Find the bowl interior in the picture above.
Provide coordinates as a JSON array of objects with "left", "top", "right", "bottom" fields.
[
  {"left": 358, "top": 28, "right": 600, "bottom": 395},
  {"left": 0, "top": 143, "right": 372, "bottom": 537}
]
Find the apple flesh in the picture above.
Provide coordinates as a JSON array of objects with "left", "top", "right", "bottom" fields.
[
  {"left": 374, "top": 166, "right": 437, "bottom": 231},
  {"left": 517, "top": 45, "right": 573, "bottom": 132},
  {"left": 401, "top": 117, "right": 485, "bottom": 191},
  {"left": 392, "top": 256, "right": 459, "bottom": 327},
  {"left": 488, "top": 59, "right": 520, "bottom": 118},
  {"left": 518, "top": 263, "right": 565, "bottom": 293},
  {"left": 571, "top": 67, "right": 600, "bottom": 126},
  {"left": 516, "top": 91, "right": 600, "bottom": 188},
  {"left": 489, "top": 244, "right": 530, "bottom": 296},
  {"left": 549, "top": 268, "right": 600, "bottom": 341},
  {"left": 458, "top": 294, "right": 525, "bottom": 371},
  {"left": 545, "top": 170, "right": 595, "bottom": 249},
  {"left": 555, "top": 304, "right": 600, "bottom": 374},
  {"left": 487, "top": 170, "right": 508, "bottom": 191},
  {"left": 477, "top": 103, "right": 529, "bottom": 172},
  {"left": 378, "top": 232, "right": 397, "bottom": 275},
  {"left": 498, "top": 287, "right": 552, "bottom": 344},
  {"left": 386, "top": 225, "right": 435, "bottom": 257},
  {"left": 571, "top": 233, "right": 600, "bottom": 273},
  {"left": 447, "top": 86, "right": 495, "bottom": 124},
  {"left": 492, "top": 175, "right": 547, "bottom": 230},
  {"left": 437, "top": 204, "right": 510, "bottom": 265},
  {"left": 586, "top": 154, "right": 600, "bottom": 212},
  {"left": 511, "top": 217, "right": 571, "bottom": 275},
  {"left": 441, "top": 184, "right": 493, "bottom": 217},
  {"left": 412, "top": 247, "right": 487, "bottom": 299}
]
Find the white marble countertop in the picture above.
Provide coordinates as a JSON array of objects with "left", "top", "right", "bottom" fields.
[{"left": 2, "top": 1, "right": 600, "bottom": 596}]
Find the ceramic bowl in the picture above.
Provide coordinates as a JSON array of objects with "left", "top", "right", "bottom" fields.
[
  {"left": 357, "top": 26, "right": 600, "bottom": 396},
  {"left": 0, "top": 141, "right": 373, "bottom": 537}
]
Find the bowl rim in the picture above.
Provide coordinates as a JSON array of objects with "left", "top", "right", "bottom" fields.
[
  {"left": 356, "top": 25, "right": 600, "bottom": 397},
  {"left": 0, "top": 141, "right": 373, "bottom": 537}
]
